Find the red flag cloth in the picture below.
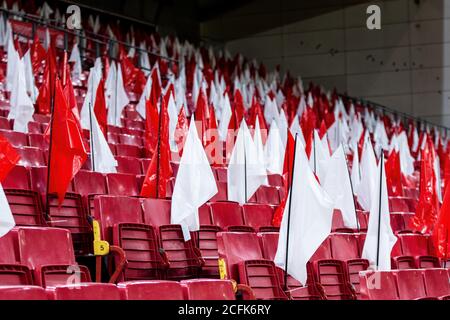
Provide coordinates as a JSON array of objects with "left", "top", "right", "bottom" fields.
[
  {"left": 444, "top": 151, "right": 450, "bottom": 193},
  {"left": 149, "top": 67, "right": 162, "bottom": 109},
  {"left": 0, "top": 134, "right": 20, "bottom": 183},
  {"left": 433, "top": 184, "right": 450, "bottom": 259},
  {"left": 94, "top": 78, "right": 108, "bottom": 136},
  {"left": 194, "top": 90, "right": 210, "bottom": 147},
  {"left": 144, "top": 97, "right": 160, "bottom": 156},
  {"left": 36, "top": 50, "right": 57, "bottom": 115},
  {"left": 48, "top": 78, "right": 88, "bottom": 204},
  {"left": 174, "top": 107, "right": 188, "bottom": 157},
  {"left": 272, "top": 131, "right": 296, "bottom": 227},
  {"left": 318, "top": 120, "right": 328, "bottom": 139},
  {"left": 300, "top": 107, "right": 317, "bottom": 143},
  {"left": 412, "top": 139, "right": 440, "bottom": 234},
  {"left": 234, "top": 90, "right": 245, "bottom": 126},
  {"left": 141, "top": 97, "right": 173, "bottom": 198},
  {"left": 385, "top": 150, "right": 404, "bottom": 197},
  {"left": 31, "top": 34, "right": 46, "bottom": 74},
  {"left": 62, "top": 52, "right": 81, "bottom": 127}
]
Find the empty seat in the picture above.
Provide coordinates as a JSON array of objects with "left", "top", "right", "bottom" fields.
[
  {"left": 0, "top": 130, "right": 28, "bottom": 147},
  {"left": 119, "top": 134, "right": 143, "bottom": 147},
  {"left": 253, "top": 186, "right": 280, "bottom": 206},
  {"left": 423, "top": 269, "right": 450, "bottom": 299},
  {"left": 181, "top": 279, "right": 236, "bottom": 300},
  {"left": 267, "top": 174, "right": 284, "bottom": 187},
  {"left": 395, "top": 270, "right": 427, "bottom": 300},
  {"left": 0, "top": 286, "right": 47, "bottom": 300},
  {"left": 0, "top": 230, "right": 33, "bottom": 285},
  {"left": 47, "top": 283, "right": 121, "bottom": 300},
  {"left": 116, "top": 156, "right": 143, "bottom": 175},
  {"left": 142, "top": 198, "right": 203, "bottom": 280},
  {"left": 359, "top": 271, "right": 399, "bottom": 300},
  {"left": 122, "top": 128, "right": 144, "bottom": 137},
  {"left": 73, "top": 170, "right": 107, "bottom": 215},
  {"left": 242, "top": 204, "right": 277, "bottom": 232},
  {"left": 217, "top": 232, "right": 288, "bottom": 300},
  {"left": 209, "top": 181, "right": 227, "bottom": 202},
  {"left": 210, "top": 202, "right": 252, "bottom": 232},
  {"left": 0, "top": 117, "right": 11, "bottom": 130},
  {"left": 17, "top": 147, "right": 46, "bottom": 167},
  {"left": 122, "top": 119, "right": 145, "bottom": 131},
  {"left": 214, "top": 167, "right": 227, "bottom": 182},
  {"left": 28, "top": 134, "right": 49, "bottom": 150},
  {"left": 107, "top": 132, "right": 120, "bottom": 144},
  {"left": 118, "top": 281, "right": 184, "bottom": 300},
  {"left": 115, "top": 144, "right": 142, "bottom": 158},
  {"left": 106, "top": 173, "right": 140, "bottom": 196},
  {"left": 28, "top": 122, "right": 42, "bottom": 134},
  {"left": 17, "top": 227, "right": 91, "bottom": 287}
]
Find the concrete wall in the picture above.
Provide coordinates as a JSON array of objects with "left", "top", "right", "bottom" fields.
[{"left": 201, "top": 0, "right": 450, "bottom": 127}]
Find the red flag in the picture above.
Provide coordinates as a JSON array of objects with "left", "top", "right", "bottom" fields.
[
  {"left": 94, "top": 78, "right": 108, "bottom": 136},
  {"left": 48, "top": 78, "right": 88, "bottom": 204},
  {"left": 62, "top": 52, "right": 80, "bottom": 126},
  {"left": 272, "top": 131, "right": 296, "bottom": 227},
  {"left": 174, "top": 107, "right": 188, "bottom": 157},
  {"left": 318, "top": 120, "right": 327, "bottom": 139},
  {"left": 444, "top": 151, "right": 450, "bottom": 193},
  {"left": 234, "top": 90, "right": 245, "bottom": 126},
  {"left": 36, "top": 49, "right": 57, "bottom": 115},
  {"left": 194, "top": 90, "right": 210, "bottom": 147},
  {"left": 433, "top": 184, "right": 450, "bottom": 259},
  {"left": 149, "top": 67, "right": 162, "bottom": 109},
  {"left": 385, "top": 150, "right": 403, "bottom": 197},
  {"left": 413, "top": 139, "right": 440, "bottom": 234},
  {"left": 0, "top": 134, "right": 20, "bottom": 183},
  {"left": 144, "top": 96, "right": 160, "bottom": 156},
  {"left": 141, "top": 97, "right": 173, "bottom": 198},
  {"left": 30, "top": 34, "right": 46, "bottom": 74}
]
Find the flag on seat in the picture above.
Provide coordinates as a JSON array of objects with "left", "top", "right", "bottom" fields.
[
  {"left": 171, "top": 117, "right": 218, "bottom": 241},
  {"left": 274, "top": 136, "right": 334, "bottom": 284},
  {"left": 433, "top": 182, "right": 450, "bottom": 259},
  {"left": 362, "top": 155, "right": 398, "bottom": 270},
  {"left": 47, "top": 78, "right": 88, "bottom": 204},
  {"left": 227, "top": 120, "right": 268, "bottom": 205},
  {"left": 385, "top": 150, "right": 403, "bottom": 197}
]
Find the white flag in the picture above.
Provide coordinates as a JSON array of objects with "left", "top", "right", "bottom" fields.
[
  {"left": 23, "top": 50, "right": 38, "bottom": 103},
  {"left": 253, "top": 118, "right": 268, "bottom": 183},
  {"left": 323, "top": 146, "right": 358, "bottom": 229},
  {"left": 107, "top": 63, "right": 130, "bottom": 126},
  {"left": 274, "top": 138, "right": 334, "bottom": 285},
  {"left": 218, "top": 93, "right": 232, "bottom": 141},
  {"left": 362, "top": 157, "right": 398, "bottom": 270},
  {"left": 264, "top": 120, "right": 285, "bottom": 175},
  {"left": 9, "top": 58, "right": 34, "bottom": 133},
  {"left": 228, "top": 120, "right": 268, "bottom": 205},
  {"left": 0, "top": 184, "right": 15, "bottom": 238},
  {"left": 356, "top": 132, "right": 378, "bottom": 212},
  {"left": 351, "top": 146, "right": 361, "bottom": 194},
  {"left": 6, "top": 25, "right": 17, "bottom": 92},
  {"left": 81, "top": 60, "right": 102, "bottom": 129},
  {"left": 171, "top": 117, "right": 218, "bottom": 241},
  {"left": 69, "top": 42, "right": 83, "bottom": 83}
]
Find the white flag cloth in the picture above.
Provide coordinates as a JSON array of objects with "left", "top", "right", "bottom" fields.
[
  {"left": 323, "top": 145, "right": 358, "bottom": 229},
  {"left": 218, "top": 93, "right": 232, "bottom": 141},
  {"left": 264, "top": 120, "right": 285, "bottom": 175},
  {"left": 136, "top": 73, "right": 152, "bottom": 119},
  {"left": 23, "top": 50, "right": 38, "bottom": 103},
  {"left": 89, "top": 104, "right": 118, "bottom": 174},
  {"left": 264, "top": 96, "right": 279, "bottom": 127},
  {"left": 389, "top": 132, "right": 415, "bottom": 176},
  {"left": 80, "top": 60, "right": 102, "bottom": 129},
  {"left": 351, "top": 146, "right": 361, "bottom": 194},
  {"left": 171, "top": 118, "right": 218, "bottom": 241},
  {"left": 168, "top": 93, "right": 179, "bottom": 152},
  {"left": 107, "top": 63, "right": 130, "bottom": 126},
  {"left": 0, "top": 184, "right": 14, "bottom": 238},
  {"left": 228, "top": 120, "right": 268, "bottom": 205},
  {"left": 310, "top": 130, "right": 331, "bottom": 183},
  {"left": 6, "top": 26, "right": 17, "bottom": 92},
  {"left": 434, "top": 156, "right": 443, "bottom": 203},
  {"left": 289, "top": 115, "right": 306, "bottom": 147},
  {"left": 362, "top": 157, "right": 398, "bottom": 270},
  {"left": 8, "top": 58, "right": 34, "bottom": 133},
  {"left": 274, "top": 138, "right": 334, "bottom": 285},
  {"left": 69, "top": 43, "right": 83, "bottom": 82},
  {"left": 253, "top": 118, "right": 268, "bottom": 184},
  {"left": 40, "top": 1, "right": 54, "bottom": 19},
  {"left": 356, "top": 132, "right": 378, "bottom": 211}
]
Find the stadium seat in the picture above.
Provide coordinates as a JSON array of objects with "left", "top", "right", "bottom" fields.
[
  {"left": 214, "top": 167, "right": 227, "bottom": 182},
  {"left": 107, "top": 125, "right": 122, "bottom": 135},
  {"left": 217, "top": 232, "right": 288, "bottom": 300},
  {"left": 242, "top": 204, "right": 278, "bottom": 232},
  {"left": 209, "top": 202, "right": 252, "bottom": 232},
  {"left": 0, "top": 286, "right": 47, "bottom": 300},
  {"left": 209, "top": 181, "right": 227, "bottom": 202},
  {"left": 117, "top": 281, "right": 185, "bottom": 300},
  {"left": 28, "top": 134, "right": 49, "bottom": 150},
  {"left": 17, "top": 147, "right": 46, "bottom": 167},
  {"left": 17, "top": 227, "right": 91, "bottom": 287},
  {"left": 0, "top": 130, "right": 28, "bottom": 147},
  {"left": 116, "top": 156, "right": 143, "bottom": 175},
  {"left": 359, "top": 271, "right": 399, "bottom": 300},
  {"left": 106, "top": 173, "right": 140, "bottom": 196},
  {"left": 107, "top": 132, "right": 120, "bottom": 144},
  {"left": 122, "top": 128, "right": 144, "bottom": 137},
  {"left": 0, "top": 117, "right": 11, "bottom": 130},
  {"left": 181, "top": 279, "right": 236, "bottom": 300},
  {"left": 46, "top": 283, "right": 121, "bottom": 300},
  {"left": 142, "top": 198, "right": 204, "bottom": 280},
  {"left": 73, "top": 170, "right": 107, "bottom": 215},
  {"left": 422, "top": 269, "right": 450, "bottom": 299},
  {"left": 0, "top": 230, "right": 33, "bottom": 285},
  {"left": 115, "top": 144, "right": 143, "bottom": 158},
  {"left": 253, "top": 186, "right": 281, "bottom": 206},
  {"left": 395, "top": 270, "right": 427, "bottom": 300},
  {"left": 267, "top": 174, "right": 284, "bottom": 187},
  {"left": 119, "top": 134, "right": 143, "bottom": 147},
  {"left": 27, "top": 122, "right": 43, "bottom": 134},
  {"left": 122, "top": 119, "right": 145, "bottom": 131}
]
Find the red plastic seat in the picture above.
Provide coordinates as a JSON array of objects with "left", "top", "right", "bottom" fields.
[
  {"left": 116, "top": 156, "right": 143, "bottom": 175},
  {"left": 210, "top": 202, "right": 252, "bottom": 232},
  {"left": 142, "top": 198, "right": 204, "bottom": 280},
  {"left": 17, "top": 227, "right": 91, "bottom": 287},
  {"left": 214, "top": 167, "right": 227, "bottom": 182},
  {"left": 107, "top": 125, "right": 122, "bottom": 135},
  {"left": 209, "top": 181, "right": 227, "bottom": 202},
  {"left": 253, "top": 186, "right": 280, "bottom": 206},
  {"left": 119, "top": 134, "right": 143, "bottom": 147},
  {"left": 423, "top": 269, "right": 450, "bottom": 299},
  {"left": 107, "top": 132, "right": 120, "bottom": 144},
  {"left": 17, "top": 147, "right": 46, "bottom": 167},
  {"left": 118, "top": 281, "right": 184, "bottom": 300},
  {"left": 217, "top": 232, "right": 288, "bottom": 300},
  {"left": 181, "top": 279, "right": 236, "bottom": 300},
  {"left": 33, "top": 114, "right": 50, "bottom": 124},
  {"left": 0, "top": 230, "right": 33, "bottom": 285},
  {"left": 398, "top": 234, "right": 433, "bottom": 257},
  {"left": 73, "top": 170, "right": 107, "bottom": 215},
  {"left": 0, "top": 286, "right": 47, "bottom": 300},
  {"left": 267, "top": 174, "right": 284, "bottom": 187},
  {"left": 359, "top": 271, "right": 399, "bottom": 300},
  {"left": 0, "top": 130, "right": 28, "bottom": 147},
  {"left": 0, "top": 117, "right": 11, "bottom": 130},
  {"left": 242, "top": 204, "right": 277, "bottom": 232},
  {"left": 115, "top": 144, "right": 143, "bottom": 158},
  {"left": 122, "top": 119, "right": 145, "bottom": 131},
  {"left": 122, "top": 128, "right": 144, "bottom": 137},
  {"left": 106, "top": 173, "right": 140, "bottom": 197},
  {"left": 28, "top": 134, "right": 49, "bottom": 150},
  {"left": 27, "top": 122, "right": 43, "bottom": 134},
  {"left": 47, "top": 283, "right": 121, "bottom": 300},
  {"left": 395, "top": 270, "right": 427, "bottom": 300}
]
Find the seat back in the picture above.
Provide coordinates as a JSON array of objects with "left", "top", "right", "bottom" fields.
[
  {"left": 242, "top": 204, "right": 275, "bottom": 231},
  {"left": 0, "top": 286, "right": 47, "bottom": 300},
  {"left": 106, "top": 173, "right": 140, "bottom": 196},
  {"left": 359, "top": 271, "right": 399, "bottom": 300},
  {"left": 181, "top": 279, "right": 236, "bottom": 300},
  {"left": 116, "top": 156, "right": 143, "bottom": 175},
  {"left": 47, "top": 283, "right": 121, "bottom": 300},
  {"left": 17, "top": 147, "right": 46, "bottom": 168},
  {"left": 118, "top": 281, "right": 184, "bottom": 300},
  {"left": 395, "top": 270, "right": 427, "bottom": 300},
  {"left": 399, "top": 234, "right": 431, "bottom": 256},
  {"left": 210, "top": 202, "right": 245, "bottom": 231},
  {"left": 73, "top": 171, "right": 106, "bottom": 196},
  {"left": 329, "top": 233, "right": 360, "bottom": 260},
  {"left": 423, "top": 269, "right": 450, "bottom": 298},
  {"left": 254, "top": 186, "right": 280, "bottom": 205},
  {"left": 141, "top": 198, "right": 172, "bottom": 228}
]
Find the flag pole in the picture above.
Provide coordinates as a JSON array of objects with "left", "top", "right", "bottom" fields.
[
  {"left": 155, "top": 94, "right": 163, "bottom": 199},
  {"left": 284, "top": 133, "right": 298, "bottom": 291},
  {"left": 343, "top": 144, "right": 360, "bottom": 232},
  {"left": 444, "top": 231, "right": 448, "bottom": 269},
  {"left": 376, "top": 150, "right": 384, "bottom": 270},
  {"left": 89, "top": 102, "right": 96, "bottom": 172},
  {"left": 243, "top": 125, "right": 248, "bottom": 202},
  {"left": 114, "top": 62, "right": 118, "bottom": 126}
]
